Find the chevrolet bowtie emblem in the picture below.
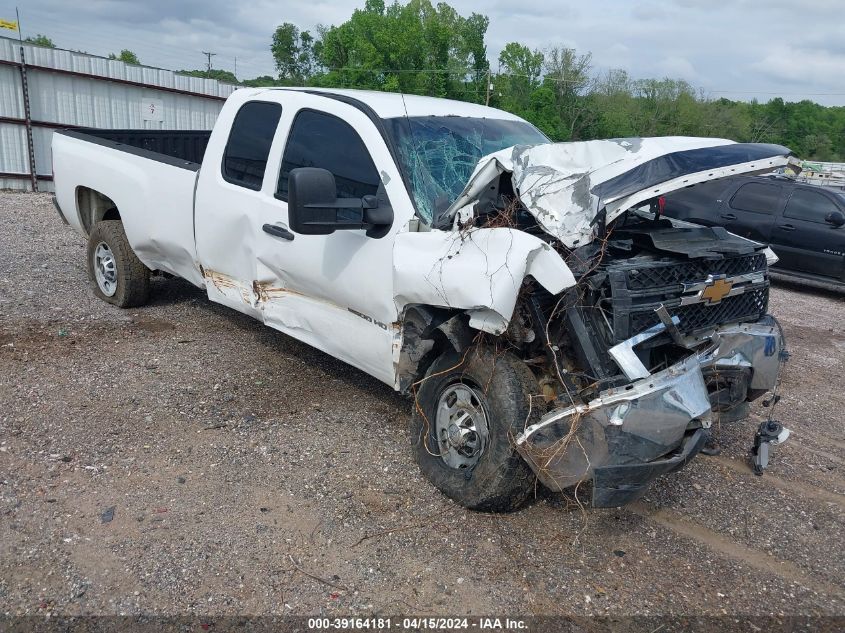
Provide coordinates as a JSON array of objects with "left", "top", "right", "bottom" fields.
[{"left": 700, "top": 275, "right": 734, "bottom": 304}]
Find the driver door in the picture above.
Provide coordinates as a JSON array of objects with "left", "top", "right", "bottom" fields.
[
  {"left": 195, "top": 91, "right": 413, "bottom": 387},
  {"left": 253, "top": 92, "right": 413, "bottom": 386}
]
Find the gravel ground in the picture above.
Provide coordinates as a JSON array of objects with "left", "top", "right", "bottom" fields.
[{"left": 1, "top": 191, "right": 844, "bottom": 620}]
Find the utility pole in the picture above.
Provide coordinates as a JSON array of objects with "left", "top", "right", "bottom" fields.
[
  {"left": 202, "top": 51, "right": 216, "bottom": 72},
  {"left": 234, "top": 56, "right": 237, "bottom": 79},
  {"left": 485, "top": 68, "right": 491, "bottom": 106}
]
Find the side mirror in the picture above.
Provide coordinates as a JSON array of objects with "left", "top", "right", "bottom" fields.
[
  {"left": 287, "top": 167, "right": 393, "bottom": 238},
  {"left": 825, "top": 210, "right": 845, "bottom": 227}
]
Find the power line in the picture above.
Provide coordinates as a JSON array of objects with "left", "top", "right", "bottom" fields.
[
  {"left": 326, "top": 67, "right": 845, "bottom": 97},
  {"left": 323, "top": 66, "right": 588, "bottom": 86},
  {"left": 709, "top": 90, "right": 845, "bottom": 96}
]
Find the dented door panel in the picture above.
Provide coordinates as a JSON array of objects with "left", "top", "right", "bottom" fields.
[
  {"left": 252, "top": 94, "right": 415, "bottom": 384},
  {"left": 196, "top": 90, "right": 417, "bottom": 385}
]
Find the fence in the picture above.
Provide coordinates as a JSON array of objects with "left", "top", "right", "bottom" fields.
[{"left": 0, "top": 35, "right": 240, "bottom": 192}]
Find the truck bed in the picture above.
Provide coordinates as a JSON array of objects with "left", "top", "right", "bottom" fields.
[
  {"left": 52, "top": 128, "right": 210, "bottom": 287},
  {"left": 64, "top": 128, "right": 212, "bottom": 168}
]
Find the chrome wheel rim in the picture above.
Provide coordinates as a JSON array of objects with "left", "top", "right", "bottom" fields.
[
  {"left": 93, "top": 242, "right": 117, "bottom": 297},
  {"left": 435, "top": 383, "right": 489, "bottom": 469}
]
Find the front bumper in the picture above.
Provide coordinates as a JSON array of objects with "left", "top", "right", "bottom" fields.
[
  {"left": 515, "top": 316, "right": 784, "bottom": 507},
  {"left": 593, "top": 428, "right": 708, "bottom": 507}
]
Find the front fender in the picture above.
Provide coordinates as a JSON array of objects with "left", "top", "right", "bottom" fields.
[{"left": 393, "top": 228, "right": 576, "bottom": 334}]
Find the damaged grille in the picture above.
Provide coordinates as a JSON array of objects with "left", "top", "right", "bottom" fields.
[
  {"left": 607, "top": 253, "right": 769, "bottom": 341},
  {"left": 628, "top": 287, "right": 768, "bottom": 334},
  {"left": 621, "top": 253, "right": 766, "bottom": 291}
]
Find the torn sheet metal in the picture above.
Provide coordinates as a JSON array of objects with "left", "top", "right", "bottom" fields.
[
  {"left": 445, "top": 138, "right": 797, "bottom": 248},
  {"left": 516, "top": 354, "right": 712, "bottom": 493},
  {"left": 697, "top": 318, "right": 784, "bottom": 392},
  {"left": 515, "top": 316, "right": 785, "bottom": 500},
  {"left": 202, "top": 268, "right": 399, "bottom": 385},
  {"left": 609, "top": 315, "right": 682, "bottom": 381},
  {"left": 393, "top": 228, "right": 577, "bottom": 335}
]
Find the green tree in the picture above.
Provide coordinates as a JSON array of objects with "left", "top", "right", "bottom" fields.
[
  {"left": 108, "top": 49, "right": 140, "bottom": 65},
  {"left": 316, "top": 0, "right": 489, "bottom": 100},
  {"left": 24, "top": 34, "right": 55, "bottom": 48},
  {"left": 242, "top": 75, "right": 286, "bottom": 87},
  {"left": 523, "top": 86, "right": 561, "bottom": 139},
  {"left": 541, "top": 47, "right": 594, "bottom": 140},
  {"left": 592, "top": 69, "right": 637, "bottom": 138},
  {"left": 272, "top": 22, "right": 317, "bottom": 82},
  {"left": 179, "top": 69, "right": 239, "bottom": 84},
  {"left": 496, "top": 42, "right": 543, "bottom": 113}
]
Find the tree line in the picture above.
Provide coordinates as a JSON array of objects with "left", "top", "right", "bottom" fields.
[{"left": 23, "top": 0, "right": 845, "bottom": 161}]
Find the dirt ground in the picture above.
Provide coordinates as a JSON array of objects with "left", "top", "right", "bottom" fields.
[{"left": 1, "top": 192, "right": 844, "bottom": 622}]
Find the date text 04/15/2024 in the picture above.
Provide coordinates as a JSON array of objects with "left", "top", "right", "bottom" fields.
[{"left": 307, "top": 617, "right": 528, "bottom": 630}]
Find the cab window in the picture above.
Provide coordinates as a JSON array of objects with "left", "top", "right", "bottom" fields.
[
  {"left": 276, "top": 109, "right": 380, "bottom": 201},
  {"left": 222, "top": 101, "right": 282, "bottom": 190},
  {"left": 784, "top": 188, "right": 840, "bottom": 224},
  {"left": 729, "top": 182, "right": 781, "bottom": 214}
]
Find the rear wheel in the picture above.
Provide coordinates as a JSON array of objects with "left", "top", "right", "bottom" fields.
[
  {"left": 410, "top": 346, "right": 543, "bottom": 512},
  {"left": 86, "top": 220, "right": 150, "bottom": 307}
]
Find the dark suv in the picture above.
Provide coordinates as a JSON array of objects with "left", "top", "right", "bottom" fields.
[{"left": 662, "top": 175, "right": 845, "bottom": 286}]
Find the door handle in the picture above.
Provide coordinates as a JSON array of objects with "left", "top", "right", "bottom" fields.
[
  {"left": 262, "top": 223, "right": 295, "bottom": 241},
  {"left": 720, "top": 213, "right": 737, "bottom": 221},
  {"left": 777, "top": 224, "right": 796, "bottom": 232}
]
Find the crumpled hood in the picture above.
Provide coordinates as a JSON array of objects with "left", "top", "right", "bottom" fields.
[{"left": 445, "top": 137, "right": 797, "bottom": 248}]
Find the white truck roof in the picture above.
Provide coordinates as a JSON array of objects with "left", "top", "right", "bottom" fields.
[{"left": 239, "top": 86, "right": 525, "bottom": 121}]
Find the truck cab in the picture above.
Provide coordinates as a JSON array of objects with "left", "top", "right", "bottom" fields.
[{"left": 193, "top": 89, "right": 549, "bottom": 385}]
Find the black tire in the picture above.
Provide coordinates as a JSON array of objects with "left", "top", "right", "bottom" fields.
[
  {"left": 410, "top": 345, "right": 543, "bottom": 512},
  {"left": 86, "top": 220, "right": 150, "bottom": 308}
]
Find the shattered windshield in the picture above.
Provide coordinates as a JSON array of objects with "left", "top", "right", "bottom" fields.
[{"left": 385, "top": 116, "right": 549, "bottom": 224}]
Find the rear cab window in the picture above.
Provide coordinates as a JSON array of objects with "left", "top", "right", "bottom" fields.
[
  {"left": 222, "top": 101, "right": 283, "bottom": 190},
  {"left": 276, "top": 109, "right": 381, "bottom": 202},
  {"left": 784, "top": 188, "right": 841, "bottom": 224},
  {"left": 729, "top": 182, "right": 781, "bottom": 214}
]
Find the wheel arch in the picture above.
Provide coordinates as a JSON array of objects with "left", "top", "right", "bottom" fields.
[
  {"left": 396, "top": 305, "right": 476, "bottom": 394},
  {"left": 76, "top": 186, "right": 121, "bottom": 235}
]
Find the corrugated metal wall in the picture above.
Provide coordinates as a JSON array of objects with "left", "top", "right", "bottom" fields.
[{"left": 0, "top": 35, "right": 240, "bottom": 192}]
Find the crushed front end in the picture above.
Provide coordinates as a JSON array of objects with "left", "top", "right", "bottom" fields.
[
  {"left": 430, "top": 137, "right": 797, "bottom": 508},
  {"left": 506, "top": 213, "right": 787, "bottom": 507},
  {"left": 515, "top": 318, "right": 784, "bottom": 507}
]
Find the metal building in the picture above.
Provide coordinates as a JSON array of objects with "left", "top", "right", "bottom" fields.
[{"left": 0, "top": 35, "right": 239, "bottom": 192}]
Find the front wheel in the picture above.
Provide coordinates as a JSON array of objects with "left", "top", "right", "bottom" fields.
[
  {"left": 410, "top": 346, "right": 543, "bottom": 512},
  {"left": 86, "top": 220, "right": 150, "bottom": 308}
]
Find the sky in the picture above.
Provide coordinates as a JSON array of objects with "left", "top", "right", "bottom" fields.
[{"left": 7, "top": 0, "right": 845, "bottom": 106}]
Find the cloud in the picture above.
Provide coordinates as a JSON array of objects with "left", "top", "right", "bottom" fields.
[
  {"left": 750, "top": 47, "right": 845, "bottom": 88},
  {"left": 657, "top": 56, "right": 698, "bottom": 82}
]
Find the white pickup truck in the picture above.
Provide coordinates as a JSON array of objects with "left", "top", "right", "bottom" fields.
[{"left": 52, "top": 88, "right": 794, "bottom": 511}]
